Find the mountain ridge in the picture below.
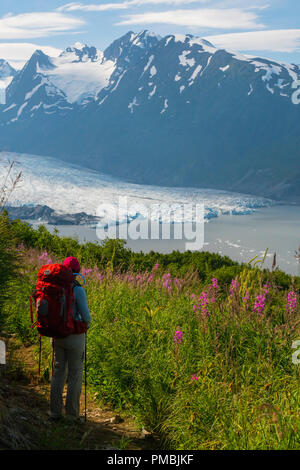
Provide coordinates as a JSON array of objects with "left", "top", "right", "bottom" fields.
[{"left": 0, "top": 30, "right": 299, "bottom": 202}]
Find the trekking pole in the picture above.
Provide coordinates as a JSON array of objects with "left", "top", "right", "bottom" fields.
[
  {"left": 51, "top": 339, "right": 54, "bottom": 379},
  {"left": 85, "top": 332, "right": 87, "bottom": 422},
  {"left": 38, "top": 336, "right": 42, "bottom": 377}
]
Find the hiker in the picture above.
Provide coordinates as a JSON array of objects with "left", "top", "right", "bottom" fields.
[{"left": 49, "top": 256, "right": 91, "bottom": 422}]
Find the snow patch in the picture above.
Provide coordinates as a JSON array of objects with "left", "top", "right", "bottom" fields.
[
  {"left": 140, "top": 55, "right": 154, "bottom": 79},
  {"left": 45, "top": 58, "right": 116, "bottom": 103},
  {"left": 220, "top": 65, "right": 229, "bottom": 72},
  {"left": 189, "top": 64, "right": 202, "bottom": 86},
  {"left": 3, "top": 103, "right": 16, "bottom": 112},
  {"left": 25, "top": 78, "right": 47, "bottom": 101},
  {"left": 179, "top": 51, "right": 195, "bottom": 68},
  {"left": 149, "top": 65, "right": 157, "bottom": 78},
  {"left": 0, "top": 76, "right": 13, "bottom": 104},
  {"left": 160, "top": 98, "right": 168, "bottom": 114},
  {"left": 128, "top": 96, "right": 138, "bottom": 113},
  {"left": 148, "top": 85, "right": 156, "bottom": 99}
]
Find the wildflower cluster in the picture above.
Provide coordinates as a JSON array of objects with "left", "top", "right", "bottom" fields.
[
  {"left": 252, "top": 294, "right": 266, "bottom": 315},
  {"left": 173, "top": 330, "right": 183, "bottom": 344},
  {"left": 193, "top": 291, "right": 210, "bottom": 317},
  {"left": 162, "top": 272, "right": 172, "bottom": 290},
  {"left": 286, "top": 290, "right": 297, "bottom": 314},
  {"left": 230, "top": 278, "right": 239, "bottom": 294},
  {"left": 39, "top": 251, "right": 52, "bottom": 264}
]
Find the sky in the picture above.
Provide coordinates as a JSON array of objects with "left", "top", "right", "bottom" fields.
[{"left": 0, "top": 0, "right": 299, "bottom": 69}]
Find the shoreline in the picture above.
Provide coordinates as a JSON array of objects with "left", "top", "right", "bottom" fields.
[{"left": 24, "top": 204, "right": 300, "bottom": 277}]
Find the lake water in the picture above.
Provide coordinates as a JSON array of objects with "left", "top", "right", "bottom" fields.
[{"left": 30, "top": 204, "right": 300, "bottom": 276}]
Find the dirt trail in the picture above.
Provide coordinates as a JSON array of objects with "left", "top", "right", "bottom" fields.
[{"left": 0, "top": 336, "right": 161, "bottom": 451}]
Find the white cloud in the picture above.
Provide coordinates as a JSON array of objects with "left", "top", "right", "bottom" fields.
[
  {"left": 116, "top": 8, "right": 264, "bottom": 29},
  {"left": 58, "top": 0, "right": 210, "bottom": 11},
  {"left": 204, "top": 29, "right": 300, "bottom": 53},
  {"left": 58, "top": 2, "right": 130, "bottom": 11},
  {"left": 58, "top": 0, "right": 271, "bottom": 9},
  {"left": 0, "top": 12, "right": 85, "bottom": 40},
  {"left": 0, "top": 43, "right": 62, "bottom": 69}
]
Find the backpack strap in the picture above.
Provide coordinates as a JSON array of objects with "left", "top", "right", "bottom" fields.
[{"left": 73, "top": 279, "right": 81, "bottom": 289}]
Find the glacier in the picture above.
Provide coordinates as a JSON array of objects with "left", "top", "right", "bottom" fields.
[{"left": 0, "top": 152, "right": 273, "bottom": 226}]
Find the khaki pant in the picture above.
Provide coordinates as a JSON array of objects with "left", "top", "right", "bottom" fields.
[{"left": 50, "top": 333, "right": 85, "bottom": 419}]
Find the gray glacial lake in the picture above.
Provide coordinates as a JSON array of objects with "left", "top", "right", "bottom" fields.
[{"left": 30, "top": 204, "right": 300, "bottom": 276}]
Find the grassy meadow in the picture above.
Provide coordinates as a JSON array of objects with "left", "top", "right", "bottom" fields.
[{"left": 0, "top": 213, "right": 300, "bottom": 450}]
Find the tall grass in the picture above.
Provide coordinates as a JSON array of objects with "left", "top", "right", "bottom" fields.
[
  {"left": 0, "top": 159, "right": 22, "bottom": 322},
  {"left": 2, "top": 245, "right": 299, "bottom": 449}
]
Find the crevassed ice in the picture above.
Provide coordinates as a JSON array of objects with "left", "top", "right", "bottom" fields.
[{"left": 0, "top": 151, "right": 273, "bottom": 222}]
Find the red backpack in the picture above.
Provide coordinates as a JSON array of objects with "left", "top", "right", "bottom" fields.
[{"left": 30, "top": 263, "right": 87, "bottom": 338}]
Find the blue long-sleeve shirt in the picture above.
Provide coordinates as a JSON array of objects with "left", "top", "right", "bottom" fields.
[{"left": 73, "top": 285, "right": 91, "bottom": 327}]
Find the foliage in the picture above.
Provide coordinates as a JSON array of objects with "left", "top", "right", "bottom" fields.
[{"left": 1, "top": 232, "right": 300, "bottom": 450}]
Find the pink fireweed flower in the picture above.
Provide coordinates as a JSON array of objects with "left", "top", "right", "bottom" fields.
[
  {"left": 162, "top": 274, "right": 172, "bottom": 290},
  {"left": 212, "top": 277, "right": 219, "bottom": 289},
  {"left": 153, "top": 263, "right": 159, "bottom": 270},
  {"left": 230, "top": 278, "right": 239, "bottom": 294},
  {"left": 163, "top": 280, "right": 171, "bottom": 289},
  {"left": 196, "top": 291, "right": 210, "bottom": 317},
  {"left": 253, "top": 294, "right": 266, "bottom": 315},
  {"left": 263, "top": 284, "right": 271, "bottom": 295},
  {"left": 39, "top": 251, "right": 49, "bottom": 261},
  {"left": 82, "top": 267, "right": 93, "bottom": 276},
  {"left": 286, "top": 290, "right": 297, "bottom": 314},
  {"left": 192, "top": 374, "right": 200, "bottom": 381},
  {"left": 173, "top": 330, "right": 183, "bottom": 344},
  {"left": 242, "top": 291, "right": 250, "bottom": 303}
]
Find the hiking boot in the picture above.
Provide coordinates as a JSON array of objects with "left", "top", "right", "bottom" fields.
[
  {"left": 47, "top": 410, "right": 63, "bottom": 422},
  {"left": 65, "top": 415, "right": 86, "bottom": 425}
]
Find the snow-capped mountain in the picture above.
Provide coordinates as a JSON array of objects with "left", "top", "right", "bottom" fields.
[
  {"left": 0, "top": 30, "right": 300, "bottom": 202},
  {"left": 0, "top": 59, "right": 16, "bottom": 105}
]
